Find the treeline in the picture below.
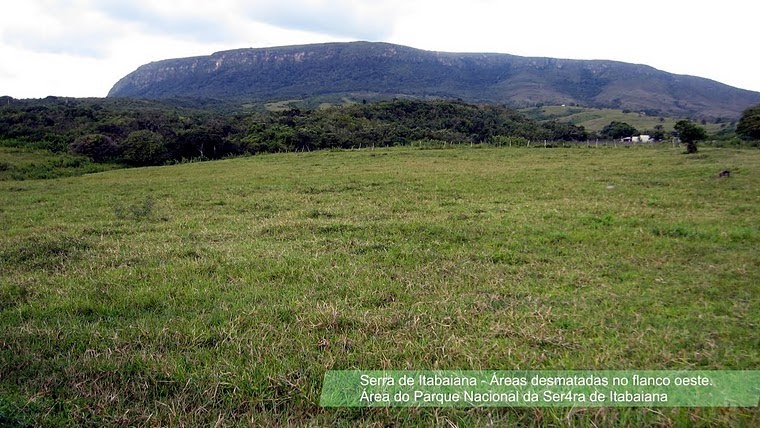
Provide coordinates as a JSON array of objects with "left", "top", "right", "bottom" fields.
[{"left": 0, "top": 97, "right": 589, "bottom": 166}]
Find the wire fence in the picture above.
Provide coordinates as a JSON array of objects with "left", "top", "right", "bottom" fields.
[
  {"left": 401, "top": 138, "right": 685, "bottom": 150},
  {"left": 344, "top": 138, "right": 755, "bottom": 151},
  {"left": 524, "top": 139, "right": 680, "bottom": 148}
]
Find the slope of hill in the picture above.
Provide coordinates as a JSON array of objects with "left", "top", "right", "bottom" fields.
[
  {"left": 108, "top": 42, "right": 760, "bottom": 119},
  {"left": 521, "top": 105, "right": 730, "bottom": 134}
]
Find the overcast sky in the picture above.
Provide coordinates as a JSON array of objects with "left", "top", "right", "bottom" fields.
[{"left": 1, "top": 0, "right": 758, "bottom": 98}]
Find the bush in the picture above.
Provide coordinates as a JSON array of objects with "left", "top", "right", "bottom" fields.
[
  {"left": 69, "top": 134, "right": 120, "bottom": 162},
  {"left": 674, "top": 120, "right": 707, "bottom": 154},
  {"left": 120, "top": 130, "right": 168, "bottom": 166},
  {"left": 737, "top": 104, "right": 760, "bottom": 140},
  {"left": 601, "top": 121, "right": 638, "bottom": 139}
]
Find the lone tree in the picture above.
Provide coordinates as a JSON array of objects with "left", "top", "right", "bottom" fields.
[
  {"left": 674, "top": 120, "right": 707, "bottom": 153},
  {"left": 737, "top": 104, "right": 760, "bottom": 140},
  {"left": 601, "top": 121, "right": 638, "bottom": 139}
]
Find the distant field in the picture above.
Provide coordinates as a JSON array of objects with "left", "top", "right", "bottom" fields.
[
  {"left": 264, "top": 99, "right": 304, "bottom": 111},
  {"left": 521, "top": 106, "right": 729, "bottom": 134},
  {"left": 264, "top": 96, "right": 360, "bottom": 112},
  {"left": 0, "top": 147, "right": 120, "bottom": 181},
  {"left": 1, "top": 146, "right": 758, "bottom": 426}
]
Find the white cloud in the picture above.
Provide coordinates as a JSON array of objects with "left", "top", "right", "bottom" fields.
[
  {"left": 92, "top": 0, "right": 241, "bottom": 44},
  {"left": 242, "top": 0, "right": 404, "bottom": 41},
  {"left": 387, "top": 0, "right": 760, "bottom": 92},
  {"left": 0, "top": 0, "right": 363, "bottom": 97},
  {"left": 0, "top": 0, "right": 118, "bottom": 58},
  {"left": 0, "top": 45, "right": 105, "bottom": 98}
]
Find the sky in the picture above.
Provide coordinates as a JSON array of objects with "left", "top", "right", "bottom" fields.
[{"left": 1, "top": 0, "right": 759, "bottom": 99}]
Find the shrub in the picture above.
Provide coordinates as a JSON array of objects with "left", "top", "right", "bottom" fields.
[
  {"left": 120, "top": 130, "right": 168, "bottom": 166},
  {"left": 737, "top": 104, "right": 760, "bottom": 140},
  {"left": 69, "top": 134, "right": 120, "bottom": 162},
  {"left": 674, "top": 120, "right": 707, "bottom": 154}
]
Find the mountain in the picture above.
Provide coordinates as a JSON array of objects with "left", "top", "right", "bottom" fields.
[{"left": 108, "top": 42, "right": 760, "bottom": 119}]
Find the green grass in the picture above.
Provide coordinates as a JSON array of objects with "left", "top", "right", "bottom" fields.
[
  {"left": 521, "top": 106, "right": 727, "bottom": 134},
  {"left": 0, "top": 147, "right": 121, "bottom": 181},
  {"left": 0, "top": 146, "right": 758, "bottom": 426},
  {"left": 266, "top": 96, "right": 362, "bottom": 112},
  {"left": 264, "top": 99, "right": 304, "bottom": 112}
]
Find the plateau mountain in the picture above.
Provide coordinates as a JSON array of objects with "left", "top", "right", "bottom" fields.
[{"left": 108, "top": 42, "right": 760, "bottom": 119}]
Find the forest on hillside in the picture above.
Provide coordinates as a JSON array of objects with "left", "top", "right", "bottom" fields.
[
  {"left": 0, "top": 97, "right": 587, "bottom": 167},
  {"left": 1, "top": 97, "right": 757, "bottom": 173}
]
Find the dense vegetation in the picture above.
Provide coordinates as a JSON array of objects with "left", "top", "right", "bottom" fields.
[
  {"left": 737, "top": 104, "right": 760, "bottom": 140},
  {"left": 1, "top": 97, "right": 755, "bottom": 180},
  {"left": 0, "top": 97, "right": 588, "bottom": 168},
  {"left": 600, "top": 121, "right": 640, "bottom": 139}
]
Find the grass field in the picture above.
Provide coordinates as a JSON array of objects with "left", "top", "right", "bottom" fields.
[
  {"left": 1, "top": 145, "right": 758, "bottom": 426},
  {"left": 0, "top": 147, "right": 120, "bottom": 181}
]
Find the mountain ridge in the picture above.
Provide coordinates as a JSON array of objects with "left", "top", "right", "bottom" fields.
[{"left": 108, "top": 41, "right": 760, "bottom": 119}]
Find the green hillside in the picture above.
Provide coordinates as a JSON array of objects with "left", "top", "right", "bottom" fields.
[
  {"left": 107, "top": 42, "right": 760, "bottom": 119},
  {"left": 1, "top": 146, "right": 758, "bottom": 426},
  {"left": 522, "top": 105, "right": 731, "bottom": 135}
]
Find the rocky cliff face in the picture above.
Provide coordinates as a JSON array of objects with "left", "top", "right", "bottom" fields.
[{"left": 108, "top": 42, "right": 760, "bottom": 119}]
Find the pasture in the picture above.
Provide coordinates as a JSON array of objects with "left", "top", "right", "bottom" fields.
[
  {"left": 1, "top": 145, "right": 758, "bottom": 426},
  {"left": 521, "top": 106, "right": 727, "bottom": 135}
]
